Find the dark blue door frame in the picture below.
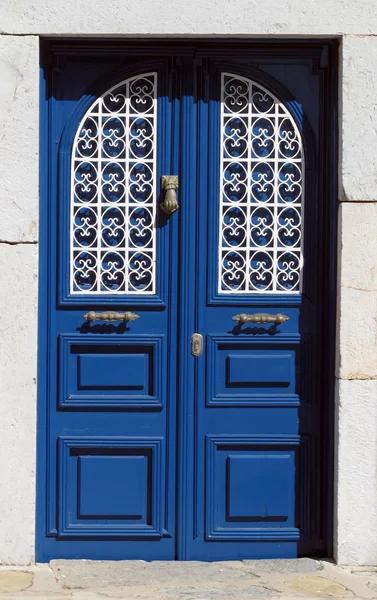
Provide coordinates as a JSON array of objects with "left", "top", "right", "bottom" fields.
[{"left": 37, "top": 39, "right": 338, "bottom": 561}]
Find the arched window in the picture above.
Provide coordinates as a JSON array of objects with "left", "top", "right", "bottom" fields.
[
  {"left": 70, "top": 73, "right": 157, "bottom": 294},
  {"left": 219, "top": 73, "right": 303, "bottom": 293}
]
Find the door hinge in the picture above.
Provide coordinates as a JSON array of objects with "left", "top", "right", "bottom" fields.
[{"left": 191, "top": 333, "right": 203, "bottom": 357}]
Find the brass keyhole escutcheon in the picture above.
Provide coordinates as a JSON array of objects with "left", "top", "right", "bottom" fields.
[{"left": 191, "top": 333, "right": 203, "bottom": 357}]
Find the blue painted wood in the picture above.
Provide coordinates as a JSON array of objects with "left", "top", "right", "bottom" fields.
[
  {"left": 176, "top": 57, "right": 197, "bottom": 561},
  {"left": 188, "top": 54, "right": 327, "bottom": 561},
  {"left": 205, "top": 436, "right": 302, "bottom": 543},
  {"left": 78, "top": 355, "right": 147, "bottom": 389},
  {"left": 227, "top": 454, "right": 294, "bottom": 520},
  {"left": 227, "top": 354, "right": 292, "bottom": 386},
  {"left": 206, "top": 335, "right": 302, "bottom": 407},
  {"left": 37, "top": 50, "right": 179, "bottom": 560},
  {"left": 37, "top": 41, "right": 336, "bottom": 562},
  {"left": 58, "top": 437, "right": 164, "bottom": 538},
  {"left": 79, "top": 455, "right": 148, "bottom": 517},
  {"left": 58, "top": 334, "right": 164, "bottom": 408}
]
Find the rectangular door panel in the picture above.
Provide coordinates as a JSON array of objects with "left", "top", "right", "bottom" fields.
[
  {"left": 206, "top": 335, "right": 303, "bottom": 406},
  {"left": 58, "top": 334, "right": 165, "bottom": 408},
  {"left": 205, "top": 436, "right": 315, "bottom": 541},
  {"left": 58, "top": 437, "right": 164, "bottom": 538}
]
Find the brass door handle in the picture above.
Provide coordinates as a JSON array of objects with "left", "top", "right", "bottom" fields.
[
  {"left": 232, "top": 312, "right": 289, "bottom": 325},
  {"left": 84, "top": 311, "right": 140, "bottom": 323},
  {"left": 160, "top": 175, "right": 179, "bottom": 215}
]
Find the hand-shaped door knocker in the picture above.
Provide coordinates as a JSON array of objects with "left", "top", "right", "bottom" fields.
[{"left": 160, "top": 175, "right": 179, "bottom": 216}]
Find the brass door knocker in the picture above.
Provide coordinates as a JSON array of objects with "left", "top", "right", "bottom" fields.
[{"left": 160, "top": 175, "right": 179, "bottom": 215}]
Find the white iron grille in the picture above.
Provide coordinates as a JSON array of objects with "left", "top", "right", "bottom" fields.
[
  {"left": 218, "top": 73, "right": 304, "bottom": 294},
  {"left": 70, "top": 73, "right": 157, "bottom": 294}
]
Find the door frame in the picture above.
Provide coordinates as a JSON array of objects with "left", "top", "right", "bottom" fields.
[{"left": 37, "top": 38, "right": 338, "bottom": 560}]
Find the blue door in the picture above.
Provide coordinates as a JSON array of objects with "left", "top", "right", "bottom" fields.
[{"left": 38, "top": 41, "right": 335, "bottom": 561}]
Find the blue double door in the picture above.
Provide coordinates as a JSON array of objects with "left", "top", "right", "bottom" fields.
[{"left": 38, "top": 41, "right": 331, "bottom": 561}]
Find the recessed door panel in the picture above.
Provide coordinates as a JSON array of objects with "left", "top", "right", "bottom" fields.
[
  {"left": 206, "top": 437, "right": 301, "bottom": 540},
  {"left": 58, "top": 334, "right": 165, "bottom": 408},
  {"left": 78, "top": 355, "right": 147, "bottom": 390},
  {"left": 207, "top": 335, "right": 302, "bottom": 406},
  {"left": 58, "top": 437, "right": 164, "bottom": 538}
]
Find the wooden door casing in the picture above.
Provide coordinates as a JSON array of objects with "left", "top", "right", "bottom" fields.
[{"left": 37, "top": 40, "right": 338, "bottom": 561}]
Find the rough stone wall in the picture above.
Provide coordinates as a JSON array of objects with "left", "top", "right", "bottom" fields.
[
  {"left": 0, "top": 0, "right": 376, "bottom": 35},
  {"left": 0, "top": 35, "right": 39, "bottom": 564},
  {"left": 0, "top": 1, "right": 376, "bottom": 566},
  {"left": 334, "top": 37, "right": 377, "bottom": 565}
]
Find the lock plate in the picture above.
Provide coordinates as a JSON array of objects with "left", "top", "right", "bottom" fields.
[{"left": 191, "top": 333, "right": 203, "bottom": 357}]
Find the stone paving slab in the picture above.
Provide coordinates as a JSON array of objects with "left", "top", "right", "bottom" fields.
[
  {"left": 0, "top": 560, "right": 376, "bottom": 599},
  {"left": 0, "top": 571, "right": 33, "bottom": 593},
  {"left": 242, "top": 559, "right": 322, "bottom": 574},
  {"left": 51, "top": 559, "right": 262, "bottom": 588}
]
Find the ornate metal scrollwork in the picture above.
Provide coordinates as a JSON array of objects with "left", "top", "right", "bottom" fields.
[
  {"left": 232, "top": 312, "right": 289, "bottom": 325},
  {"left": 219, "top": 73, "right": 304, "bottom": 294},
  {"left": 71, "top": 73, "right": 157, "bottom": 295},
  {"left": 160, "top": 175, "right": 179, "bottom": 215}
]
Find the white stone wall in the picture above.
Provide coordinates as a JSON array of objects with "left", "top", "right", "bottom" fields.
[
  {"left": 334, "top": 36, "right": 377, "bottom": 565},
  {"left": 0, "top": 1, "right": 376, "bottom": 566},
  {"left": 0, "top": 35, "right": 39, "bottom": 564},
  {"left": 0, "top": 0, "right": 376, "bottom": 35}
]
